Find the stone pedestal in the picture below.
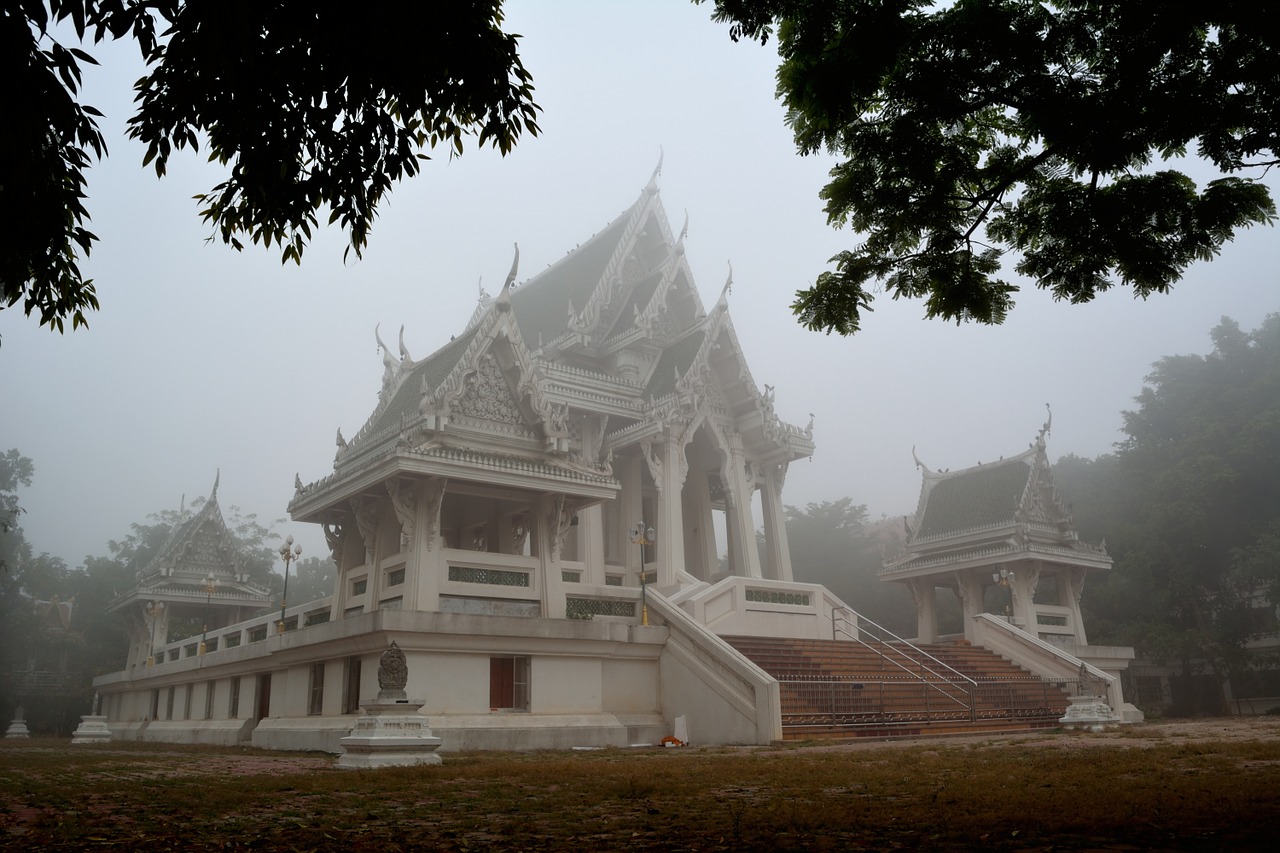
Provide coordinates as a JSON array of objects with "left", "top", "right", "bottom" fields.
[
  {"left": 5, "top": 706, "right": 29, "bottom": 739},
  {"left": 1058, "top": 695, "right": 1121, "bottom": 732},
  {"left": 72, "top": 715, "right": 113, "bottom": 745},
  {"left": 336, "top": 700, "right": 443, "bottom": 769},
  {"left": 336, "top": 641, "right": 442, "bottom": 769}
]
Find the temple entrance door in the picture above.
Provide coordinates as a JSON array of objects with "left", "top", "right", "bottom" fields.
[{"left": 255, "top": 673, "right": 272, "bottom": 720}]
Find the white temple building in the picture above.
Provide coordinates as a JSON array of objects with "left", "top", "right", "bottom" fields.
[{"left": 91, "top": 169, "right": 1139, "bottom": 750}]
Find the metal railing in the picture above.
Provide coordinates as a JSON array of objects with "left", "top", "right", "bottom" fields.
[
  {"left": 779, "top": 674, "right": 1082, "bottom": 734},
  {"left": 831, "top": 607, "right": 978, "bottom": 718}
]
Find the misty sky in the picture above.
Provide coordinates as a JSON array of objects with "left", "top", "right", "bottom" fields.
[{"left": 2, "top": 1, "right": 1277, "bottom": 570}]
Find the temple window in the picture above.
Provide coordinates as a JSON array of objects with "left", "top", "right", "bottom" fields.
[
  {"left": 490, "top": 656, "right": 530, "bottom": 711},
  {"left": 228, "top": 677, "right": 241, "bottom": 718},
  {"left": 342, "top": 657, "right": 361, "bottom": 714},
  {"left": 307, "top": 662, "right": 325, "bottom": 716}
]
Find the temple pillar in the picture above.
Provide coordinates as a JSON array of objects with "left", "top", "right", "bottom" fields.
[
  {"left": 907, "top": 579, "right": 938, "bottom": 643},
  {"left": 539, "top": 494, "right": 569, "bottom": 619},
  {"left": 954, "top": 571, "right": 983, "bottom": 642},
  {"left": 618, "top": 454, "right": 644, "bottom": 576},
  {"left": 577, "top": 503, "right": 606, "bottom": 583},
  {"left": 410, "top": 478, "right": 447, "bottom": 612},
  {"left": 1065, "top": 567, "right": 1089, "bottom": 644},
  {"left": 760, "top": 462, "right": 792, "bottom": 581},
  {"left": 724, "top": 446, "right": 762, "bottom": 579},
  {"left": 654, "top": 437, "right": 687, "bottom": 588},
  {"left": 682, "top": 447, "right": 717, "bottom": 582}
]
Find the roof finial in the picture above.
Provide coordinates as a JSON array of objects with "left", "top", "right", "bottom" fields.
[
  {"left": 497, "top": 243, "right": 519, "bottom": 310},
  {"left": 645, "top": 147, "right": 664, "bottom": 194},
  {"left": 211, "top": 468, "right": 220, "bottom": 498},
  {"left": 477, "top": 275, "right": 489, "bottom": 303},
  {"left": 179, "top": 493, "right": 186, "bottom": 519},
  {"left": 715, "top": 261, "right": 733, "bottom": 311},
  {"left": 398, "top": 325, "right": 412, "bottom": 364},
  {"left": 1038, "top": 403, "right": 1052, "bottom": 446},
  {"left": 912, "top": 446, "right": 933, "bottom": 474}
]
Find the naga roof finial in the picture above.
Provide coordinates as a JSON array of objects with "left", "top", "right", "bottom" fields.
[
  {"left": 715, "top": 261, "right": 733, "bottom": 311},
  {"left": 912, "top": 446, "right": 933, "bottom": 474},
  {"left": 645, "top": 147, "right": 664, "bottom": 194},
  {"left": 211, "top": 468, "right": 220, "bottom": 498},
  {"left": 496, "top": 243, "right": 519, "bottom": 311},
  {"left": 1038, "top": 403, "right": 1053, "bottom": 446},
  {"left": 398, "top": 326, "right": 412, "bottom": 364},
  {"left": 674, "top": 209, "right": 688, "bottom": 256}
]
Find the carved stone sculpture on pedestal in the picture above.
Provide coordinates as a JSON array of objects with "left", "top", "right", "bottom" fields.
[{"left": 336, "top": 642, "right": 443, "bottom": 768}]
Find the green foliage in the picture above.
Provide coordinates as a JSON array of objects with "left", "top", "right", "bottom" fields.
[
  {"left": 2, "top": 2, "right": 540, "bottom": 338},
  {"left": 1055, "top": 313, "right": 1280, "bottom": 710},
  {"left": 701, "top": 1, "right": 1278, "bottom": 335}
]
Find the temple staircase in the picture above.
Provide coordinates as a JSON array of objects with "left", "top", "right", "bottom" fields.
[{"left": 724, "top": 631, "right": 1072, "bottom": 740}]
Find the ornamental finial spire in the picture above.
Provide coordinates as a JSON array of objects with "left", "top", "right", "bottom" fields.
[
  {"left": 1038, "top": 403, "right": 1053, "bottom": 447},
  {"left": 496, "top": 243, "right": 519, "bottom": 311},
  {"left": 645, "top": 147, "right": 664, "bottom": 194}
]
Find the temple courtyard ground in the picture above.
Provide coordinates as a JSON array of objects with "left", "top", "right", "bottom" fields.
[{"left": 2, "top": 716, "right": 1278, "bottom": 850}]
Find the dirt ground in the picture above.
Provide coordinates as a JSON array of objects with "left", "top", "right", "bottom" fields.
[{"left": 10, "top": 715, "right": 1273, "bottom": 778}]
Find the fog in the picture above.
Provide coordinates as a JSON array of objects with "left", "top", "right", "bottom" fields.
[{"left": 2, "top": 1, "right": 1276, "bottom": 569}]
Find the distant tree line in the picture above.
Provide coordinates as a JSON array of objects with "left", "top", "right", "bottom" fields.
[{"left": 0, "top": 459, "right": 335, "bottom": 735}]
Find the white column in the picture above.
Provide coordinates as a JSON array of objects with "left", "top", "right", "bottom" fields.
[
  {"left": 578, "top": 503, "right": 606, "bottom": 583},
  {"left": 655, "top": 437, "right": 687, "bottom": 588},
  {"left": 760, "top": 463, "right": 792, "bottom": 581},
  {"left": 682, "top": 443, "right": 717, "bottom": 581},
  {"left": 410, "top": 478, "right": 447, "bottom": 612},
  {"left": 725, "top": 446, "right": 762, "bottom": 579},
  {"left": 539, "top": 494, "right": 569, "bottom": 619}
]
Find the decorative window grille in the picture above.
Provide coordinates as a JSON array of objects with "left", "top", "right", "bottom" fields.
[
  {"left": 224, "top": 633, "right": 241, "bottom": 648},
  {"left": 204, "top": 680, "right": 215, "bottom": 720},
  {"left": 566, "top": 598, "right": 637, "bottom": 620},
  {"left": 352, "top": 578, "right": 368, "bottom": 596},
  {"left": 248, "top": 625, "right": 268, "bottom": 643},
  {"left": 380, "top": 597, "right": 403, "bottom": 610},
  {"left": 344, "top": 606, "right": 364, "bottom": 618},
  {"left": 744, "top": 588, "right": 810, "bottom": 606},
  {"left": 604, "top": 575, "right": 623, "bottom": 587},
  {"left": 228, "top": 677, "right": 240, "bottom": 718},
  {"left": 562, "top": 571, "right": 582, "bottom": 583},
  {"left": 448, "top": 566, "right": 530, "bottom": 587},
  {"left": 204, "top": 637, "right": 218, "bottom": 653},
  {"left": 386, "top": 567, "right": 406, "bottom": 586}
]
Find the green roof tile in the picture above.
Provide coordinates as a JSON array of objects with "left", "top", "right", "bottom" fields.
[
  {"left": 916, "top": 460, "right": 1031, "bottom": 538},
  {"left": 647, "top": 329, "right": 705, "bottom": 398},
  {"left": 369, "top": 328, "right": 478, "bottom": 436},
  {"left": 510, "top": 211, "right": 633, "bottom": 345}
]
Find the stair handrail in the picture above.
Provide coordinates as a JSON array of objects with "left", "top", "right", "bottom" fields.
[{"left": 830, "top": 606, "right": 976, "bottom": 714}]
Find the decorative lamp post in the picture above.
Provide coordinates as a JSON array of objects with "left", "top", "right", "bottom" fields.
[
  {"left": 146, "top": 600, "right": 165, "bottom": 667},
  {"left": 198, "top": 574, "right": 217, "bottom": 656},
  {"left": 991, "top": 566, "right": 1016, "bottom": 623},
  {"left": 278, "top": 535, "right": 302, "bottom": 632},
  {"left": 629, "top": 523, "right": 655, "bottom": 626}
]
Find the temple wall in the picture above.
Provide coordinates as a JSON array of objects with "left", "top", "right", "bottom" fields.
[{"left": 94, "top": 604, "right": 780, "bottom": 751}]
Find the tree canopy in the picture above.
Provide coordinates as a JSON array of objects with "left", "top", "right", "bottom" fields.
[
  {"left": 702, "top": 1, "right": 1278, "bottom": 335},
  {"left": 1055, "top": 313, "right": 1280, "bottom": 712},
  {"left": 3, "top": 1, "right": 539, "bottom": 337}
]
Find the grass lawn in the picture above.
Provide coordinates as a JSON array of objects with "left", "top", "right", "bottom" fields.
[{"left": 2, "top": 719, "right": 1279, "bottom": 851}]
